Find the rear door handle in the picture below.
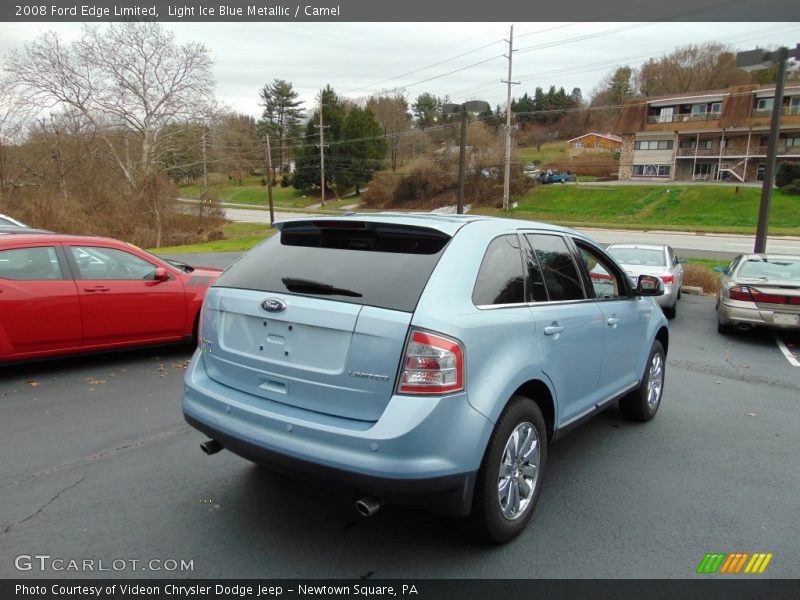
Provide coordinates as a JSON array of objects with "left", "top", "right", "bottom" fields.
[
  {"left": 543, "top": 325, "right": 564, "bottom": 336},
  {"left": 607, "top": 317, "right": 619, "bottom": 328},
  {"left": 84, "top": 285, "right": 110, "bottom": 292}
]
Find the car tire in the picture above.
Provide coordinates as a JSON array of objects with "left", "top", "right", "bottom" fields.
[
  {"left": 663, "top": 303, "right": 677, "bottom": 319},
  {"left": 471, "top": 395, "right": 547, "bottom": 544},
  {"left": 619, "top": 340, "right": 665, "bottom": 422},
  {"left": 717, "top": 318, "right": 735, "bottom": 335},
  {"left": 677, "top": 287, "right": 682, "bottom": 300}
]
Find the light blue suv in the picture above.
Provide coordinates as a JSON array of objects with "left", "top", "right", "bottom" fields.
[{"left": 183, "top": 214, "right": 668, "bottom": 542}]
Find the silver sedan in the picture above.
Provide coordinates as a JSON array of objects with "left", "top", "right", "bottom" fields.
[
  {"left": 606, "top": 243, "right": 685, "bottom": 319},
  {"left": 716, "top": 254, "right": 800, "bottom": 334}
]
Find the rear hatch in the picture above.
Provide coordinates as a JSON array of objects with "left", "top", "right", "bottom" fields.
[{"left": 202, "top": 218, "right": 453, "bottom": 422}]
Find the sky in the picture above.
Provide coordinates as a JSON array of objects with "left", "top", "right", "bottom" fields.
[{"left": 0, "top": 21, "right": 798, "bottom": 119}]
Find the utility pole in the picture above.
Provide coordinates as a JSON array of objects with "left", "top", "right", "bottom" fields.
[
  {"left": 736, "top": 44, "right": 800, "bottom": 253},
  {"left": 502, "top": 24, "right": 519, "bottom": 212},
  {"left": 264, "top": 134, "right": 275, "bottom": 226},
  {"left": 443, "top": 100, "right": 491, "bottom": 216},
  {"left": 314, "top": 98, "right": 329, "bottom": 207},
  {"left": 201, "top": 126, "right": 208, "bottom": 197},
  {"left": 458, "top": 108, "right": 467, "bottom": 215}
]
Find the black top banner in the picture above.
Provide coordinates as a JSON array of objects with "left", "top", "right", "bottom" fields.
[{"left": 2, "top": 0, "right": 799, "bottom": 22}]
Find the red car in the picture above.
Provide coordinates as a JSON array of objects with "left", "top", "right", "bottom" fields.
[{"left": 0, "top": 232, "right": 221, "bottom": 363}]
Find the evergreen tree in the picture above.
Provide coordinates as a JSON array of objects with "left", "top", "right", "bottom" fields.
[
  {"left": 258, "top": 79, "right": 304, "bottom": 174},
  {"left": 338, "top": 106, "right": 387, "bottom": 194}
]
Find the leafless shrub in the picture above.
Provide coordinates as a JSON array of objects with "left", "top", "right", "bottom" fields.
[{"left": 683, "top": 264, "right": 721, "bottom": 295}]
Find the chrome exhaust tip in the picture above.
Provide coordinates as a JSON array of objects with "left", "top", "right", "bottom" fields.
[
  {"left": 200, "top": 439, "right": 223, "bottom": 455},
  {"left": 355, "top": 495, "right": 384, "bottom": 517}
]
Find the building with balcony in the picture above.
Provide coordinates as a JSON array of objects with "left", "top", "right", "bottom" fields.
[{"left": 614, "top": 84, "right": 800, "bottom": 182}]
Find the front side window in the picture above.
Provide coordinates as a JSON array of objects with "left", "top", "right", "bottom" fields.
[
  {"left": 0, "top": 246, "right": 63, "bottom": 280},
  {"left": 472, "top": 235, "right": 525, "bottom": 306},
  {"left": 69, "top": 246, "right": 157, "bottom": 280},
  {"left": 525, "top": 234, "right": 585, "bottom": 302},
  {"left": 577, "top": 245, "right": 626, "bottom": 300}
]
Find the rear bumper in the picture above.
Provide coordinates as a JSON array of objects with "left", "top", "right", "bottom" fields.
[
  {"left": 182, "top": 353, "right": 492, "bottom": 516},
  {"left": 718, "top": 301, "right": 800, "bottom": 330},
  {"left": 185, "top": 413, "right": 477, "bottom": 516},
  {"left": 655, "top": 285, "right": 678, "bottom": 309}
]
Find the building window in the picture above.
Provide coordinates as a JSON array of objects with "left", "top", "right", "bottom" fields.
[
  {"left": 634, "top": 140, "right": 674, "bottom": 150},
  {"left": 657, "top": 107, "right": 674, "bottom": 123},
  {"left": 691, "top": 104, "right": 707, "bottom": 115},
  {"left": 693, "top": 163, "right": 711, "bottom": 176},
  {"left": 574, "top": 142, "right": 583, "bottom": 148},
  {"left": 594, "top": 141, "right": 600, "bottom": 148},
  {"left": 785, "top": 136, "right": 800, "bottom": 149},
  {"left": 633, "top": 165, "right": 671, "bottom": 177},
  {"left": 710, "top": 102, "right": 722, "bottom": 114},
  {"left": 790, "top": 97, "right": 800, "bottom": 115},
  {"left": 684, "top": 139, "right": 713, "bottom": 150},
  {"left": 756, "top": 97, "right": 774, "bottom": 111}
]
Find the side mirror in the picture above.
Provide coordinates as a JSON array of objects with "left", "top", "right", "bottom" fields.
[
  {"left": 635, "top": 274, "right": 664, "bottom": 296},
  {"left": 154, "top": 267, "right": 170, "bottom": 281}
]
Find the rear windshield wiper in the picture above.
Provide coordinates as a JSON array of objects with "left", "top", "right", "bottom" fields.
[{"left": 281, "top": 277, "right": 362, "bottom": 297}]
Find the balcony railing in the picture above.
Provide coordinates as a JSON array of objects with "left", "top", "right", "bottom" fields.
[
  {"left": 752, "top": 106, "right": 800, "bottom": 118},
  {"left": 646, "top": 112, "right": 721, "bottom": 124},
  {"left": 676, "top": 145, "right": 800, "bottom": 157}
]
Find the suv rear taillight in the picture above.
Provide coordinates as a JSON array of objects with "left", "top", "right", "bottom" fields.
[
  {"left": 397, "top": 330, "right": 464, "bottom": 395},
  {"left": 661, "top": 275, "right": 675, "bottom": 284}
]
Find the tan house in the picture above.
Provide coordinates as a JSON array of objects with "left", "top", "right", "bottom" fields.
[
  {"left": 614, "top": 84, "right": 800, "bottom": 182},
  {"left": 567, "top": 132, "right": 622, "bottom": 156}
]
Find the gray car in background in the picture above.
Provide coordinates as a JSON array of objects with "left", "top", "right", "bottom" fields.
[
  {"left": 606, "top": 244, "right": 685, "bottom": 319},
  {"left": 716, "top": 253, "right": 800, "bottom": 334},
  {"left": 0, "top": 214, "right": 27, "bottom": 227}
]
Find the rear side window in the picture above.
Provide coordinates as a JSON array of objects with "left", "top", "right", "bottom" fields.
[
  {"left": 524, "top": 234, "right": 585, "bottom": 302},
  {"left": 0, "top": 246, "right": 64, "bottom": 280},
  {"left": 472, "top": 235, "right": 525, "bottom": 306},
  {"left": 214, "top": 221, "right": 451, "bottom": 313}
]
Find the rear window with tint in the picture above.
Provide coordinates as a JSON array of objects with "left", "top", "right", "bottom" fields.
[{"left": 214, "top": 221, "right": 451, "bottom": 313}]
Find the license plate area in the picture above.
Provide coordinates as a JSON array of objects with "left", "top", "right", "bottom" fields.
[{"left": 773, "top": 313, "right": 799, "bottom": 326}]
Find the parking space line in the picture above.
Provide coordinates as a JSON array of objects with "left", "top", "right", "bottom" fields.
[{"left": 775, "top": 334, "right": 800, "bottom": 367}]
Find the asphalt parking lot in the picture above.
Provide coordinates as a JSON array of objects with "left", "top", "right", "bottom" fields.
[{"left": 1, "top": 293, "right": 799, "bottom": 579}]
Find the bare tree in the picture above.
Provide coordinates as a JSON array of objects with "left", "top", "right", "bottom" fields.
[
  {"left": 211, "top": 112, "right": 261, "bottom": 185},
  {"left": 636, "top": 42, "right": 750, "bottom": 96},
  {"left": 367, "top": 90, "right": 410, "bottom": 172},
  {"left": 5, "top": 23, "right": 215, "bottom": 244},
  {"left": 0, "top": 76, "right": 31, "bottom": 202}
]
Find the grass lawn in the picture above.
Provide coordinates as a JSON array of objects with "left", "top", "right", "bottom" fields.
[
  {"left": 179, "top": 175, "right": 318, "bottom": 208},
  {"left": 153, "top": 223, "right": 277, "bottom": 254},
  {"left": 515, "top": 141, "right": 569, "bottom": 165},
  {"left": 474, "top": 185, "right": 800, "bottom": 235}
]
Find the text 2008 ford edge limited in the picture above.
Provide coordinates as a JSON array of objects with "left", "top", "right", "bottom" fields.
[{"left": 183, "top": 214, "right": 668, "bottom": 543}]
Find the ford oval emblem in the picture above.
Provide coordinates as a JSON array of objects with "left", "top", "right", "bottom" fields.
[{"left": 261, "top": 298, "right": 287, "bottom": 313}]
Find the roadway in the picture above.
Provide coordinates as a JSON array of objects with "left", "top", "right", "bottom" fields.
[{"left": 222, "top": 206, "right": 800, "bottom": 258}]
